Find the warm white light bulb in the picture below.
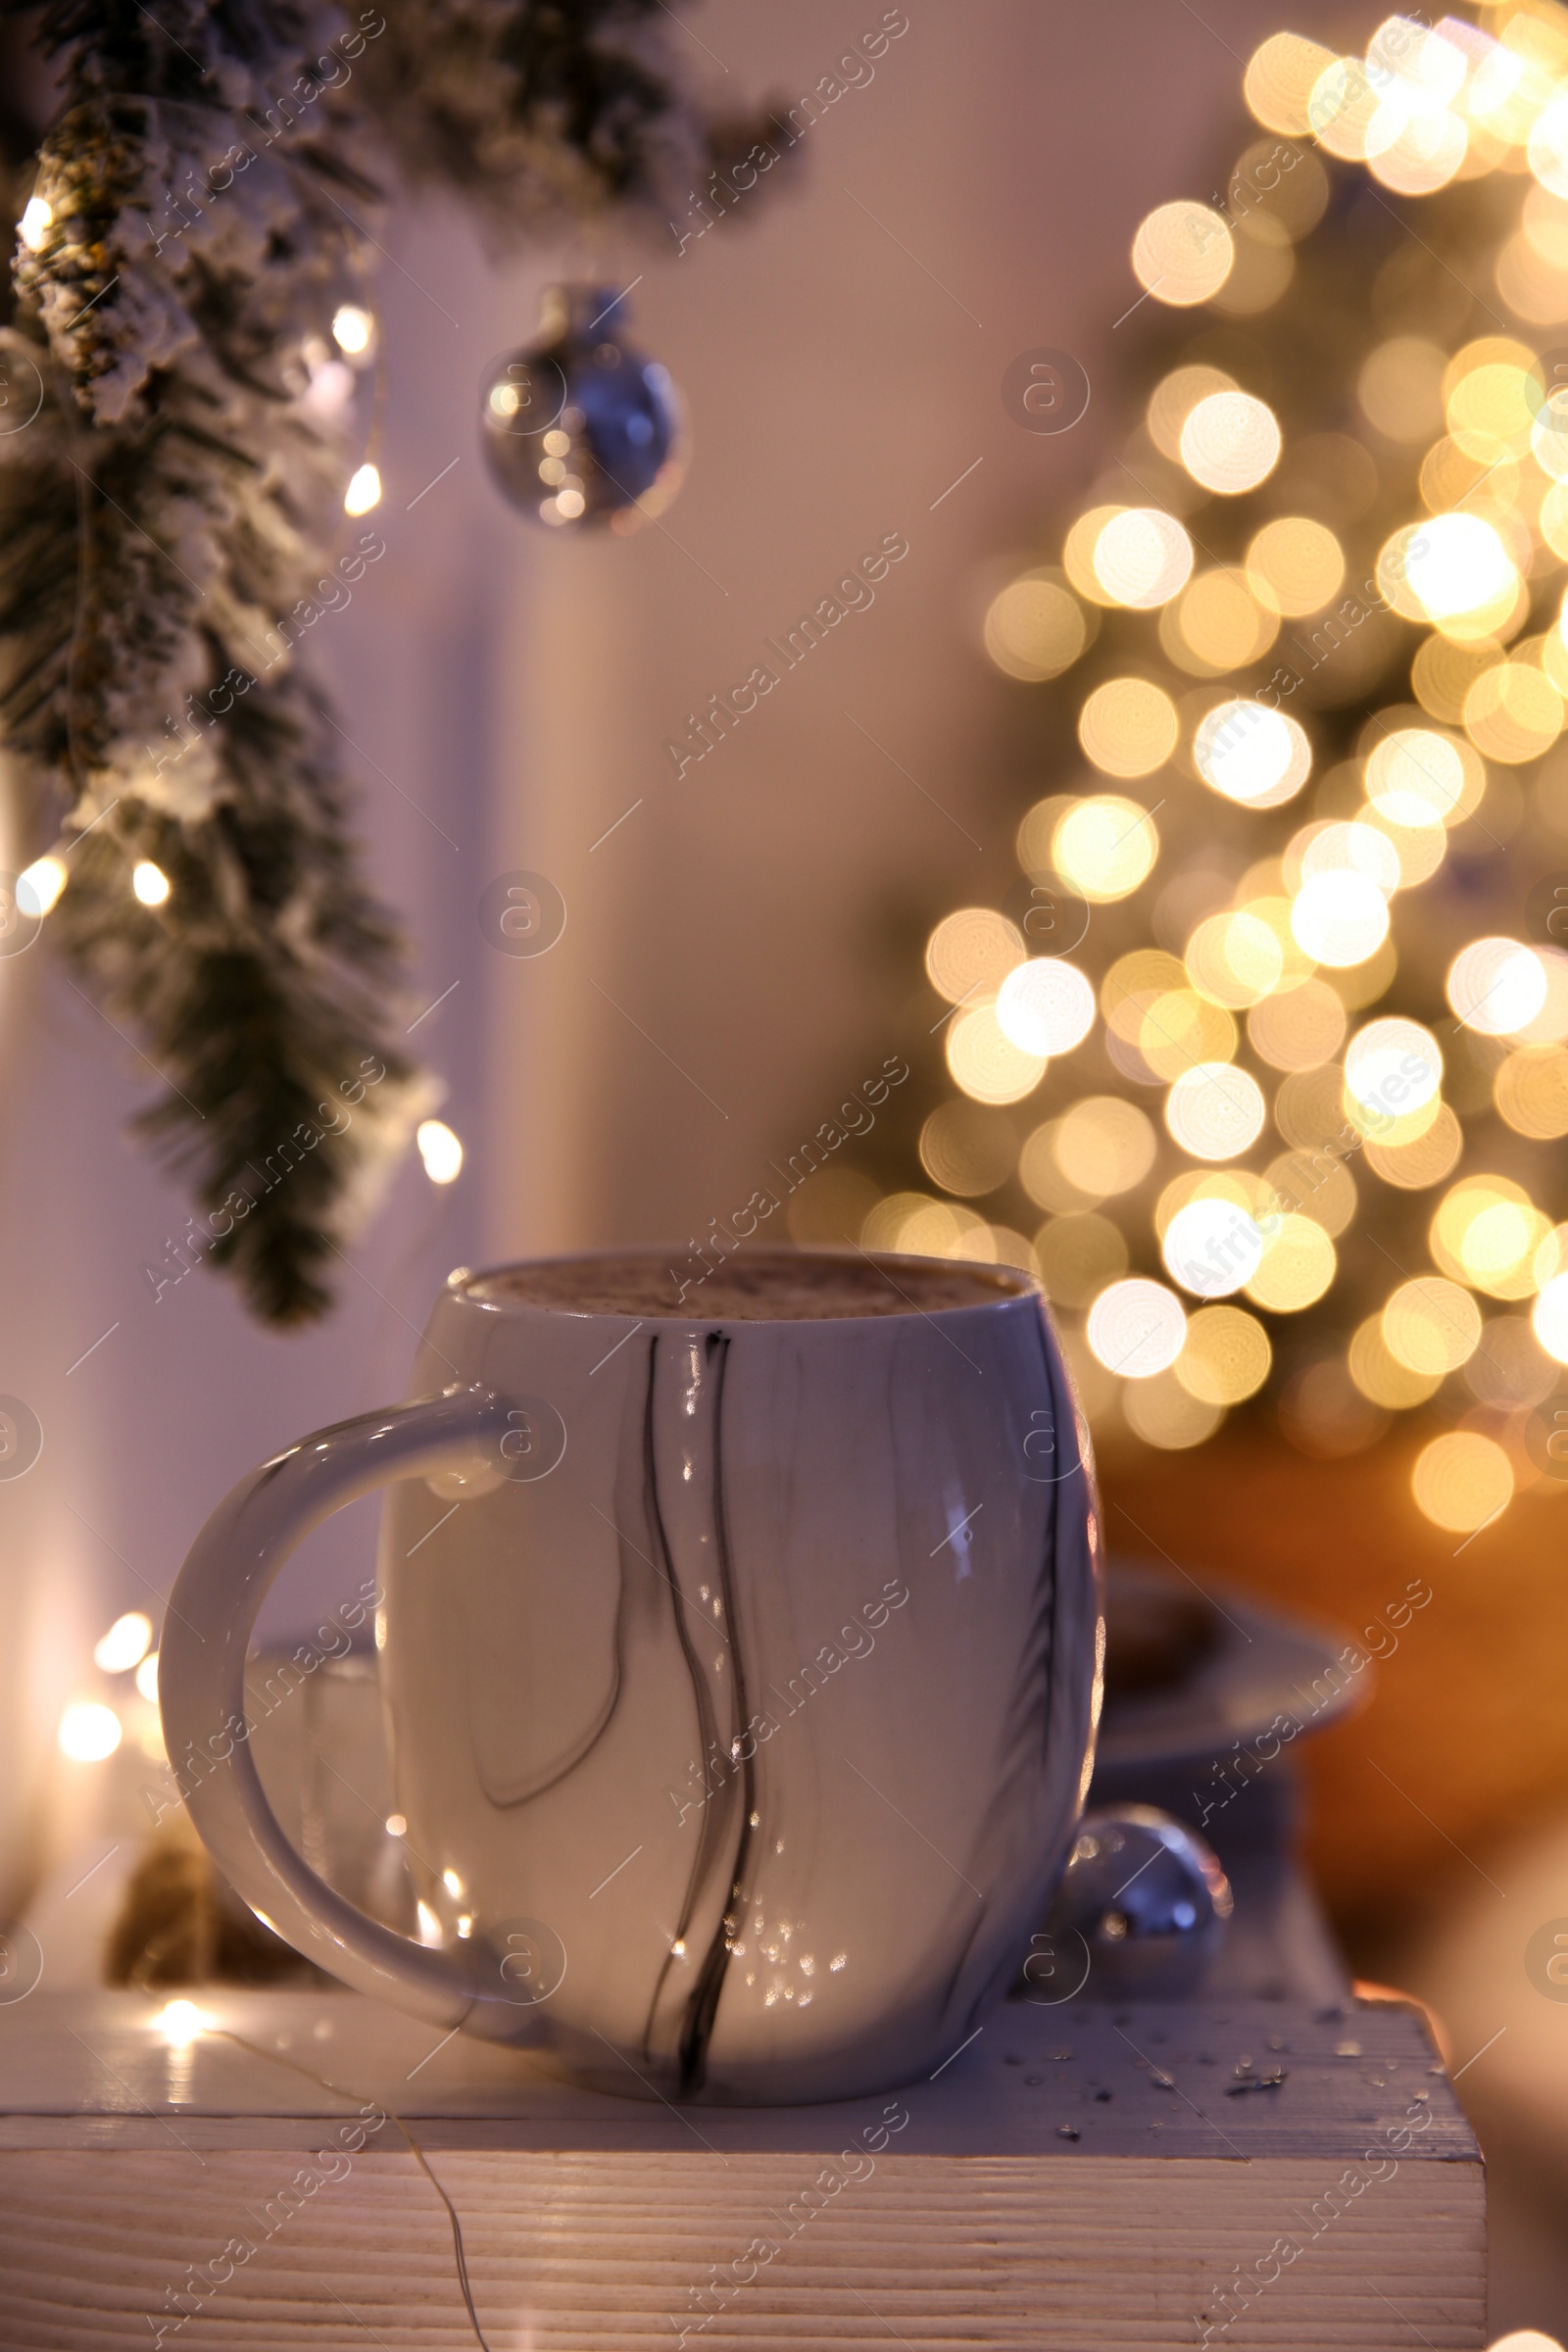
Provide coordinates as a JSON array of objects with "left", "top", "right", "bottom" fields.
[
  {"left": 93, "top": 1611, "right": 152, "bottom": 1675},
  {"left": 17, "top": 855, "right": 66, "bottom": 917},
  {"left": 19, "top": 196, "right": 52, "bottom": 251},
  {"left": 155, "top": 1998, "right": 210, "bottom": 2048},
  {"left": 132, "top": 860, "right": 170, "bottom": 907},
  {"left": 135, "top": 1650, "right": 159, "bottom": 1704},
  {"left": 416, "top": 1118, "right": 464, "bottom": 1185},
  {"left": 331, "top": 304, "right": 373, "bottom": 357},
  {"left": 58, "top": 1700, "right": 122, "bottom": 1762},
  {"left": 345, "top": 463, "right": 381, "bottom": 515}
]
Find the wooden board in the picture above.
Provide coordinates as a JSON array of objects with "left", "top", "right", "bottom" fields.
[{"left": 0, "top": 1989, "right": 1484, "bottom": 2349}]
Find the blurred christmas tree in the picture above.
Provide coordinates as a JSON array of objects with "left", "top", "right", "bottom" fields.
[{"left": 858, "top": 9, "right": 1568, "bottom": 1537}]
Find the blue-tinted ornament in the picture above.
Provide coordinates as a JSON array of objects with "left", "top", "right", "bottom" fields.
[
  {"left": 1031, "top": 1804, "right": 1233, "bottom": 1999},
  {"left": 479, "top": 284, "right": 684, "bottom": 532}
]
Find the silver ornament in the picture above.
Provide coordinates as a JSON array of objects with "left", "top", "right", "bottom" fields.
[
  {"left": 479, "top": 284, "right": 684, "bottom": 532},
  {"left": 1028, "top": 1803, "right": 1233, "bottom": 2000}
]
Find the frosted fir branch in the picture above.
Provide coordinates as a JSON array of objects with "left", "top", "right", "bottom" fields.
[
  {"left": 2, "top": 0, "right": 782, "bottom": 1322},
  {"left": 1, "top": 0, "right": 411, "bottom": 1322}
]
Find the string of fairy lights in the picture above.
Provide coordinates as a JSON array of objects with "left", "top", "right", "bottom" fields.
[{"left": 858, "top": 9, "right": 1568, "bottom": 1536}]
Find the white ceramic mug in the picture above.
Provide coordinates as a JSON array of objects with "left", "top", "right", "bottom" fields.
[{"left": 162, "top": 1250, "right": 1102, "bottom": 2104}]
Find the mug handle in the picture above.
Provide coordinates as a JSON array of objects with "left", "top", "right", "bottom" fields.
[{"left": 160, "top": 1385, "right": 527, "bottom": 2038}]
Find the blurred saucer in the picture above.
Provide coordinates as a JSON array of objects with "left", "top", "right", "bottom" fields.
[{"left": 1098, "top": 1559, "right": 1361, "bottom": 1773}]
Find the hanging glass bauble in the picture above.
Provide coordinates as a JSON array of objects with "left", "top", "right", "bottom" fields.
[{"left": 479, "top": 285, "right": 684, "bottom": 532}]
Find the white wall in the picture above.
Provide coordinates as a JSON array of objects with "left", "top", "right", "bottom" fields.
[{"left": 0, "top": 0, "right": 1317, "bottom": 1906}]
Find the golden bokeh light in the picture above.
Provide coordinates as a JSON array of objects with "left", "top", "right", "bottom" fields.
[
  {"left": 1147, "top": 366, "right": 1236, "bottom": 462},
  {"left": 1153, "top": 1167, "right": 1272, "bottom": 1240},
  {"left": 1463, "top": 660, "right": 1564, "bottom": 762},
  {"left": 1078, "top": 677, "right": 1179, "bottom": 776},
  {"left": 1376, "top": 514, "right": 1515, "bottom": 638},
  {"left": 1363, "top": 722, "right": 1483, "bottom": 828},
  {"left": 1291, "top": 869, "right": 1391, "bottom": 967},
  {"left": 1419, "top": 433, "right": 1517, "bottom": 513},
  {"left": 1265, "top": 1146, "right": 1357, "bottom": 1239},
  {"left": 1356, "top": 804, "right": 1448, "bottom": 890},
  {"left": 1462, "top": 1200, "right": 1553, "bottom": 1297},
  {"left": 1523, "top": 181, "right": 1568, "bottom": 265},
  {"left": 1241, "top": 895, "right": 1318, "bottom": 988},
  {"left": 988, "top": 1227, "right": 1040, "bottom": 1275},
  {"left": 1161, "top": 1194, "right": 1265, "bottom": 1298},
  {"left": 925, "top": 906, "right": 1025, "bottom": 1004},
  {"left": 1015, "top": 794, "right": 1075, "bottom": 877},
  {"left": 1367, "top": 108, "right": 1466, "bottom": 195},
  {"left": 1384, "top": 1276, "right": 1482, "bottom": 1375},
  {"left": 1534, "top": 1223, "right": 1568, "bottom": 1292},
  {"left": 1245, "top": 32, "right": 1338, "bottom": 135},
  {"left": 1194, "top": 701, "right": 1312, "bottom": 807},
  {"left": 1053, "top": 1095, "right": 1158, "bottom": 1198},
  {"left": 1361, "top": 727, "right": 1461, "bottom": 827},
  {"left": 1363, "top": 1101, "right": 1464, "bottom": 1189},
  {"left": 1245, "top": 1213, "right": 1336, "bottom": 1311},
  {"left": 1447, "top": 936, "right": 1549, "bottom": 1034},
  {"left": 1123, "top": 1368, "right": 1224, "bottom": 1449},
  {"left": 983, "top": 571, "right": 1090, "bottom": 682},
  {"left": 1534, "top": 386, "right": 1568, "bottom": 480},
  {"left": 1131, "top": 202, "right": 1235, "bottom": 308},
  {"left": 1431, "top": 1174, "right": 1549, "bottom": 1299},
  {"left": 1309, "top": 57, "right": 1381, "bottom": 161},
  {"left": 1344, "top": 1014, "right": 1444, "bottom": 1126},
  {"left": 996, "top": 958, "right": 1096, "bottom": 1057},
  {"left": 1063, "top": 506, "right": 1127, "bottom": 605},
  {"left": 1411, "top": 1430, "right": 1513, "bottom": 1533},
  {"left": 1165, "top": 567, "right": 1279, "bottom": 674},
  {"left": 1358, "top": 335, "right": 1447, "bottom": 442},
  {"left": 862, "top": 1192, "right": 993, "bottom": 1259},
  {"left": 1178, "top": 391, "right": 1282, "bottom": 495},
  {"left": 1348, "top": 1313, "right": 1442, "bottom": 1408},
  {"left": 1086, "top": 1276, "right": 1188, "bottom": 1378},
  {"left": 1535, "top": 1270, "right": 1568, "bottom": 1363},
  {"left": 1246, "top": 517, "right": 1346, "bottom": 616},
  {"left": 946, "top": 1002, "right": 1046, "bottom": 1105},
  {"left": 1467, "top": 36, "right": 1549, "bottom": 151},
  {"left": 1248, "top": 977, "right": 1348, "bottom": 1071},
  {"left": 1093, "top": 509, "right": 1195, "bottom": 609},
  {"left": 1496, "top": 225, "right": 1568, "bottom": 324},
  {"left": 1366, "top": 16, "right": 1466, "bottom": 105},
  {"left": 907, "top": 54, "right": 1568, "bottom": 1463},
  {"left": 1509, "top": 941, "right": 1568, "bottom": 1042},
  {"left": 1542, "top": 479, "right": 1568, "bottom": 560},
  {"left": 1462, "top": 1310, "right": 1560, "bottom": 1409},
  {"left": 1410, "top": 636, "right": 1497, "bottom": 726},
  {"left": 1186, "top": 909, "right": 1284, "bottom": 1009},
  {"left": 1034, "top": 1212, "right": 1129, "bottom": 1309},
  {"left": 917, "top": 1101, "right": 1017, "bottom": 1199},
  {"left": 1530, "top": 88, "right": 1568, "bottom": 199},
  {"left": 1291, "top": 817, "right": 1401, "bottom": 901},
  {"left": 1139, "top": 989, "right": 1238, "bottom": 1082},
  {"left": 1175, "top": 1303, "right": 1272, "bottom": 1404},
  {"left": 1052, "top": 796, "right": 1159, "bottom": 902},
  {"left": 1102, "top": 950, "right": 1188, "bottom": 1040},
  {"left": 1273, "top": 1062, "right": 1347, "bottom": 1152},
  {"left": 1495, "top": 1044, "right": 1568, "bottom": 1137},
  {"left": 1446, "top": 359, "right": 1538, "bottom": 463},
  {"left": 1165, "top": 1061, "right": 1266, "bottom": 1160},
  {"left": 1018, "top": 1121, "right": 1100, "bottom": 1215}
]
